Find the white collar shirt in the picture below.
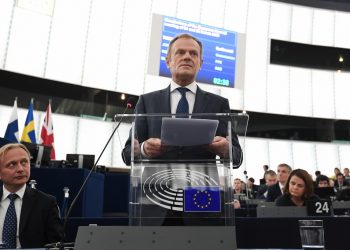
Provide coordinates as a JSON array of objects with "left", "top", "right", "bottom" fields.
[
  {"left": 169, "top": 80, "right": 197, "bottom": 115},
  {"left": 279, "top": 182, "right": 284, "bottom": 194}
]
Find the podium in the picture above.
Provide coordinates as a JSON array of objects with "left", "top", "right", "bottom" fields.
[{"left": 75, "top": 113, "right": 248, "bottom": 250}]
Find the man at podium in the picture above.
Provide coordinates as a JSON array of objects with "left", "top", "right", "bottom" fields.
[{"left": 122, "top": 33, "right": 242, "bottom": 165}]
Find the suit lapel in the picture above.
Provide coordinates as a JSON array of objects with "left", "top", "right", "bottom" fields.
[
  {"left": 193, "top": 87, "right": 209, "bottom": 113},
  {"left": 159, "top": 86, "right": 171, "bottom": 113},
  {"left": 19, "top": 186, "right": 35, "bottom": 235}
]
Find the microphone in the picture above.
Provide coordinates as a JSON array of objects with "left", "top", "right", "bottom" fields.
[
  {"left": 243, "top": 170, "right": 249, "bottom": 196},
  {"left": 242, "top": 170, "right": 251, "bottom": 217},
  {"left": 52, "top": 96, "right": 136, "bottom": 249}
]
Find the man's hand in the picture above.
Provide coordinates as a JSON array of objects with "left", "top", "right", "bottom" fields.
[
  {"left": 232, "top": 199, "right": 241, "bottom": 209},
  {"left": 207, "top": 136, "right": 229, "bottom": 157},
  {"left": 133, "top": 139, "right": 141, "bottom": 157},
  {"left": 143, "top": 138, "right": 166, "bottom": 158}
]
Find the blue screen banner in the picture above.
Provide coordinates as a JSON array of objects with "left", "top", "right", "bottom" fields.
[{"left": 159, "top": 16, "right": 237, "bottom": 88}]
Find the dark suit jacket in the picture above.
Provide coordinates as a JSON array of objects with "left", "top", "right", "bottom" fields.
[
  {"left": 266, "top": 182, "right": 283, "bottom": 202},
  {"left": 0, "top": 185, "right": 64, "bottom": 248},
  {"left": 256, "top": 184, "right": 268, "bottom": 199},
  {"left": 122, "top": 85, "right": 242, "bottom": 165},
  {"left": 275, "top": 193, "right": 320, "bottom": 206}
]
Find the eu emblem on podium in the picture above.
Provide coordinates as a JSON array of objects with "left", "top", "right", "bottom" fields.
[{"left": 184, "top": 186, "right": 221, "bottom": 212}]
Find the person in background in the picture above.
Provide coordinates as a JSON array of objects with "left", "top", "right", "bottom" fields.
[
  {"left": 329, "top": 167, "right": 341, "bottom": 181},
  {"left": 276, "top": 169, "right": 319, "bottom": 206},
  {"left": 266, "top": 163, "right": 292, "bottom": 202},
  {"left": 233, "top": 178, "right": 244, "bottom": 195},
  {"left": 314, "top": 170, "right": 321, "bottom": 182},
  {"left": 232, "top": 178, "right": 247, "bottom": 209},
  {"left": 246, "top": 177, "right": 259, "bottom": 199},
  {"left": 316, "top": 175, "right": 330, "bottom": 188},
  {"left": 315, "top": 170, "right": 321, "bottom": 179},
  {"left": 259, "top": 165, "right": 269, "bottom": 185},
  {"left": 313, "top": 170, "right": 321, "bottom": 188},
  {"left": 257, "top": 170, "right": 277, "bottom": 199},
  {"left": 343, "top": 168, "right": 350, "bottom": 181},
  {"left": 334, "top": 173, "right": 349, "bottom": 192},
  {"left": 240, "top": 180, "right": 246, "bottom": 191},
  {"left": 314, "top": 175, "right": 335, "bottom": 200},
  {"left": 0, "top": 143, "right": 63, "bottom": 249}
]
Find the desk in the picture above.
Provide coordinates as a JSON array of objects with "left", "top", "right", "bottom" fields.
[
  {"left": 65, "top": 216, "right": 350, "bottom": 250},
  {"left": 103, "top": 172, "right": 129, "bottom": 215},
  {"left": 30, "top": 168, "right": 104, "bottom": 217},
  {"left": 235, "top": 216, "right": 349, "bottom": 250}
]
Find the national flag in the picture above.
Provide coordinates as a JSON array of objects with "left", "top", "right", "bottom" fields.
[
  {"left": 4, "top": 98, "right": 19, "bottom": 142},
  {"left": 21, "top": 99, "right": 36, "bottom": 143},
  {"left": 184, "top": 186, "right": 221, "bottom": 212},
  {"left": 39, "top": 102, "right": 55, "bottom": 159}
]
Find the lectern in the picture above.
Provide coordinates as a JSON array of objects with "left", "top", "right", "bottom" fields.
[{"left": 75, "top": 113, "right": 248, "bottom": 250}]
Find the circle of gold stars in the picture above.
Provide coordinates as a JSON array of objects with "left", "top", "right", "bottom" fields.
[{"left": 193, "top": 190, "right": 212, "bottom": 208}]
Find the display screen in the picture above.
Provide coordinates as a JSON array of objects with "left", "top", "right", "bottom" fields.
[{"left": 159, "top": 16, "right": 237, "bottom": 88}]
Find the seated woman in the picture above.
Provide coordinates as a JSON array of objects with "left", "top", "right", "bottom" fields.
[
  {"left": 276, "top": 169, "right": 319, "bottom": 206},
  {"left": 232, "top": 178, "right": 248, "bottom": 209}
]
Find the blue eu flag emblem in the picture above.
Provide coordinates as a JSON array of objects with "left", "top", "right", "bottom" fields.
[{"left": 184, "top": 186, "right": 221, "bottom": 212}]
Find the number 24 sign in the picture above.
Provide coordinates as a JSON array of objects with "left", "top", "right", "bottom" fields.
[{"left": 307, "top": 200, "right": 332, "bottom": 216}]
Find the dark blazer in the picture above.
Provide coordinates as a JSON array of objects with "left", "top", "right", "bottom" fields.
[
  {"left": 256, "top": 185, "right": 268, "bottom": 199},
  {"left": 0, "top": 185, "right": 64, "bottom": 248},
  {"left": 334, "top": 180, "right": 349, "bottom": 191},
  {"left": 122, "top": 85, "right": 242, "bottom": 165},
  {"left": 275, "top": 193, "right": 320, "bottom": 206},
  {"left": 266, "top": 182, "right": 283, "bottom": 202}
]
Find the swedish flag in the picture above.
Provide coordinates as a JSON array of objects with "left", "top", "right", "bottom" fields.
[{"left": 21, "top": 100, "right": 36, "bottom": 143}]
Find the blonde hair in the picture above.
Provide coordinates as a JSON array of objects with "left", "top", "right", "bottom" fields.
[{"left": 0, "top": 143, "right": 31, "bottom": 166}]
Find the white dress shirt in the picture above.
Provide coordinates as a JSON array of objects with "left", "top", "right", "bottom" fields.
[
  {"left": 169, "top": 80, "right": 197, "bottom": 115},
  {"left": 279, "top": 182, "right": 285, "bottom": 194},
  {"left": 141, "top": 81, "right": 198, "bottom": 157}
]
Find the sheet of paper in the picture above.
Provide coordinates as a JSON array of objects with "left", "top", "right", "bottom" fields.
[{"left": 160, "top": 118, "right": 219, "bottom": 146}]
